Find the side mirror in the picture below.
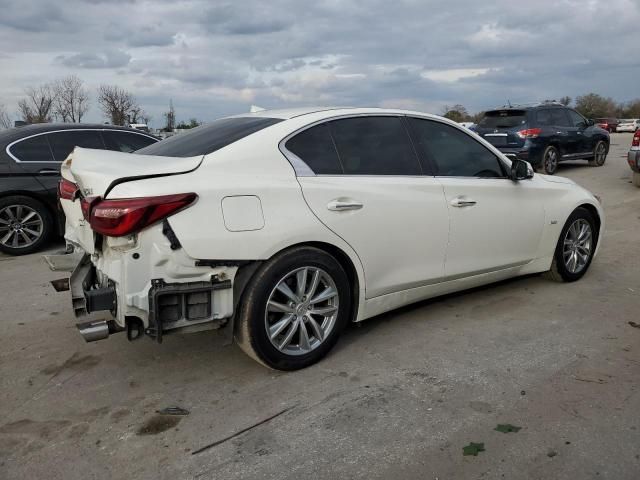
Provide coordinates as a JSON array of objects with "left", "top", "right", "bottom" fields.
[
  {"left": 587, "top": 118, "right": 595, "bottom": 126},
  {"left": 510, "top": 158, "right": 534, "bottom": 181}
]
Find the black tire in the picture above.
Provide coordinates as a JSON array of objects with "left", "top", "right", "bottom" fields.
[
  {"left": 545, "top": 207, "right": 598, "bottom": 283},
  {"left": 541, "top": 146, "right": 559, "bottom": 175},
  {"left": 588, "top": 140, "right": 608, "bottom": 167},
  {"left": 0, "top": 195, "right": 53, "bottom": 255},
  {"left": 235, "top": 246, "right": 351, "bottom": 370}
]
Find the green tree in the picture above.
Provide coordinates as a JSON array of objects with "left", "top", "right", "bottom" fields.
[
  {"left": 442, "top": 104, "right": 469, "bottom": 123},
  {"left": 574, "top": 93, "right": 617, "bottom": 119}
]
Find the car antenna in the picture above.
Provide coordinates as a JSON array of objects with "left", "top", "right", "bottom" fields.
[{"left": 507, "top": 100, "right": 512, "bottom": 107}]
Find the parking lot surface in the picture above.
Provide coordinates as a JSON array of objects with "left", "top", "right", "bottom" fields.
[{"left": 1, "top": 134, "right": 639, "bottom": 480}]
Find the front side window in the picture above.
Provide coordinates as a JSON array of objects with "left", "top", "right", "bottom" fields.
[
  {"left": 328, "top": 116, "right": 421, "bottom": 175},
  {"left": 9, "top": 135, "right": 54, "bottom": 162},
  {"left": 48, "top": 130, "right": 104, "bottom": 162},
  {"left": 103, "top": 131, "right": 157, "bottom": 153},
  {"left": 284, "top": 123, "right": 342, "bottom": 174},
  {"left": 408, "top": 118, "right": 505, "bottom": 178},
  {"left": 567, "top": 109, "right": 587, "bottom": 128}
]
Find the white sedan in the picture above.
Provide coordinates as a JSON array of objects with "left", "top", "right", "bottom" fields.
[
  {"left": 59, "top": 107, "right": 604, "bottom": 370},
  {"left": 618, "top": 119, "right": 640, "bottom": 133}
]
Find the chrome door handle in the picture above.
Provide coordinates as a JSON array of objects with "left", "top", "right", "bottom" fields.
[
  {"left": 450, "top": 197, "right": 477, "bottom": 207},
  {"left": 38, "top": 169, "right": 60, "bottom": 175},
  {"left": 327, "top": 199, "right": 363, "bottom": 211}
]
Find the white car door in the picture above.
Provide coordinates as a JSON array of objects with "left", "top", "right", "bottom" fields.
[
  {"left": 284, "top": 116, "right": 449, "bottom": 299},
  {"left": 406, "top": 117, "right": 545, "bottom": 278}
]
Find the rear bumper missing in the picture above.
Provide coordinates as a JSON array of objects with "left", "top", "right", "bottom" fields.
[{"left": 70, "top": 254, "right": 234, "bottom": 343}]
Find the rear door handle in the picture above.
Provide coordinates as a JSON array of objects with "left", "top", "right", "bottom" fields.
[
  {"left": 327, "top": 199, "right": 363, "bottom": 211},
  {"left": 450, "top": 197, "right": 477, "bottom": 207},
  {"left": 38, "top": 169, "right": 60, "bottom": 175}
]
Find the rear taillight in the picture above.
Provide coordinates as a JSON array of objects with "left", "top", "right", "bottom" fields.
[
  {"left": 58, "top": 178, "right": 78, "bottom": 200},
  {"left": 632, "top": 131, "right": 640, "bottom": 147},
  {"left": 517, "top": 128, "right": 542, "bottom": 139},
  {"left": 84, "top": 193, "right": 197, "bottom": 237}
]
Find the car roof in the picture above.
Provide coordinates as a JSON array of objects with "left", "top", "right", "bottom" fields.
[
  {"left": 0, "top": 123, "right": 156, "bottom": 147},
  {"left": 230, "top": 106, "right": 453, "bottom": 122}
]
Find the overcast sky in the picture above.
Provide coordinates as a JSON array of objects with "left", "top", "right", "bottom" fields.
[{"left": 1, "top": 0, "right": 639, "bottom": 127}]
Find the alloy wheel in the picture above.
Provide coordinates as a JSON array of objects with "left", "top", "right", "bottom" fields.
[
  {"left": 563, "top": 219, "right": 592, "bottom": 274},
  {"left": 0, "top": 204, "right": 44, "bottom": 249},
  {"left": 545, "top": 149, "right": 558, "bottom": 173},
  {"left": 264, "top": 266, "right": 339, "bottom": 356},
  {"left": 595, "top": 142, "right": 607, "bottom": 165}
]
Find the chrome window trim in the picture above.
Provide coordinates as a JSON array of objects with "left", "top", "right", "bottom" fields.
[
  {"left": 279, "top": 112, "right": 512, "bottom": 178},
  {"left": 5, "top": 128, "right": 157, "bottom": 164}
]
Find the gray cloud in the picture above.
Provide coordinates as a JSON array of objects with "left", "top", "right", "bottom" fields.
[
  {"left": 56, "top": 50, "right": 132, "bottom": 69},
  {"left": 0, "top": 0, "right": 638, "bottom": 126}
]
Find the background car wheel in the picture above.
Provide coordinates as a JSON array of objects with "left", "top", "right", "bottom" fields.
[
  {"left": 542, "top": 146, "right": 559, "bottom": 175},
  {"left": 545, "top": 207, "right": 597, "bottom": 283},
  {"left": 633, "top": 171, "right": 640, "bottom": 188},
  {"left": 235, "top": 246, "right": 352, "bottom": 370},
  {"left": 588, "top": 141, "right": 608, "bottom": 167},
  {"left": 0, "top": 196, "right": 53, "bottom": 255}
]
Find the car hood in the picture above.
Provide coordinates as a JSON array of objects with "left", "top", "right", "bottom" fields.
[{"left": 538, "top": 174, "right": 576, "bottom": 185}]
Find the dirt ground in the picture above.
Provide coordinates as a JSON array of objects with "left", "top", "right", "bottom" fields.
[{"left": 1, "top": 133, "right": 639, "bottom": 480}]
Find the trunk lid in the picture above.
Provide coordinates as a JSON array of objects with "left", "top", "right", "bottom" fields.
[
  {"left": 60, "top": 147, "right": 203, "bottom": 253},
  {"left": 475, "top": 109, "right": 529, "bottom": 149}
]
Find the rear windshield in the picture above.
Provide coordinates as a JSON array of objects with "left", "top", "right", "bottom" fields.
[
  {"left": 136, "top": 117, "right": 283, "bottom": 157},
  {"left": 478, "top": 110, "right": 527, "bottom": 129}
]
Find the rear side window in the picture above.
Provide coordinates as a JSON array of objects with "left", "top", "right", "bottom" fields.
[
  {"left": 48, "top": 130, "right": 104, "bottom": 162},
  {"left": 535, "top": 110, "right": 553, "bottom": 126},
  {"left": 136, "top": 117, "right": 283, "bottom": 157},
  {"left": 550, "top": 109, "right": 571, "bottom": 127},
  {"left": 329, "top": 116, "right": 421, "bottom": 175},
  {"left": 9, "top": 135, "right": 54, "bottom": 162},
  {"left": 408, "top": 118, "right": 505, "bottom": 178},
  {"left": 478, "top": 110, "right": 527, "bottom": 129},
  {"left": 103, "top": 131, "right": 157, "bottom": 153},
  {"left": 284, "top": 123, "right": 342, "bottom": 174}
]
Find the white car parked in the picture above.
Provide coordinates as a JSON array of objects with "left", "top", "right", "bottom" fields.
[
  {"left": 617, "top": 119, "right": 640, "bottom": 133},
  {"left": 59, "top": 107, "right": 604, "bottom": 370}
]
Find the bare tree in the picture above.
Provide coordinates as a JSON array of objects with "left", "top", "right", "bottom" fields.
[
  {"left": 559, "top": 96, "right": 572, "bottom": 106},
  {"left": 163, "top": 99, "right": 176, "bottom": 131},
  {"left": 17, "top": 84, "right": 56, "bottom": 123},
  {"left": 53, "top": 75, "right": 90, "bottom": 123},
  {"left": 97, "top": 85, "right": 136, "bottom": 126},
  {"left": 128, "top": 105, "right": 150, "bottom": 125},
  {"left": 0, "top": 103, "right": 11, "bottom": 129}
]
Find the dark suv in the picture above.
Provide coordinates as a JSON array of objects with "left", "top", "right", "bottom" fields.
[
  {"left": 0, "top": 124, "right": 158, "bottom": 255},
  {"left": 475, "top": 104, "right": 610, "bottom": 175}
]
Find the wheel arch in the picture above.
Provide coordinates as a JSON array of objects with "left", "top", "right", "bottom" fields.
[{"left": 577, "top": 202, "right": 602, "bottom": 244}]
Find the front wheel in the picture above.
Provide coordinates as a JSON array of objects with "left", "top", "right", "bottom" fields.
[
  {"left": 235, "top": 246, "right": 351, "bottom": 370},
  {"left": 545, "top": 207, "right": 598, "bottom": 282},
  {"left": 588, "top": 141, "right": 608, "bottom": 167}
]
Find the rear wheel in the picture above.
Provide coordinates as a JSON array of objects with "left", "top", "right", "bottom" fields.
[
  {"left": 545, "top": 207, "right": 597, "bottom": 282},
  {"left": 0, "top": 196, "right": 53, "bottom": 255},
  {"left": 235, "top": 246, "right": 351, "bottom": 370},
  {"left": 588, "top": 141, "right": 607, "bottom": 167},
  {"left": 541, "top": 146, "right": 559, "bottom": 175}
]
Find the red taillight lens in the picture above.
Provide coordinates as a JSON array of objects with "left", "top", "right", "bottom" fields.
[
  {"left": 85, "top": 193, "right": 197, "bottom": 237},
  {"left": 632, "top": 132, "right": 640, "bottom": 147},
  {"left": 58, "top": 178, "right": 78, "bottom": 200},
  {"left": 517, "top": 128, "right": 542, "bottom": 139}
]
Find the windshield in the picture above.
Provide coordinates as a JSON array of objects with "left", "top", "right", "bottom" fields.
[
  {"left": 478, "top": 110, "right": 527, "bottom": 129},
  {"left": 136, "top": 116, "right": 283, "bottom": 157}
]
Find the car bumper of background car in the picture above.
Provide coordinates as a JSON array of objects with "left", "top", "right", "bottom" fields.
[
  {"left": 628, "top": 150, "right": 640, "bottom": 173},
  {"left": 68, "top": 224, "right": 237, "bottom": 343}
]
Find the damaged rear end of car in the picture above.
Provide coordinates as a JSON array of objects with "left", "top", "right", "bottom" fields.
[{"left": 60, "top": 147, "right": 238, "bottom": 343}]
